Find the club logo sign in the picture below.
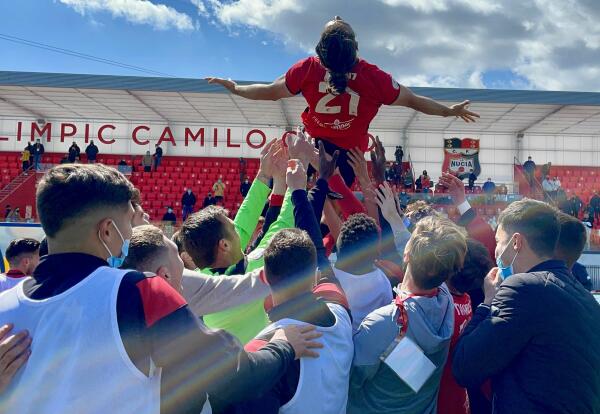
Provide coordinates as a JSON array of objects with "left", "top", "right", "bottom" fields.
[{"left": 442, "top": 137, "right": 481, "bottom": 179}]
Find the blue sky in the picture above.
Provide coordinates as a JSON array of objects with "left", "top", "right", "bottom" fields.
[
  {"left": 0, "top": 0, "right": 304, "bottom": 82},
  {"left": 0, "top": 0, "right": 599, "bottom": 91}
]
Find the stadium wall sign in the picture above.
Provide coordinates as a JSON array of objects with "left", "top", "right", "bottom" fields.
[
  {"left": 0, "top": 120, "right": 379, "bottom": 151},
  {"left": 442, "top": 137, "right": 481, "bottom": 180}
]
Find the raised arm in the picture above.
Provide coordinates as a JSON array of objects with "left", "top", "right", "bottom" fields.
[
  {"left": 393, "top": 85, "right": 479, "bottom": 123},
  {"left": 206, "top": 75, "right": 293, "bottom": 101}
]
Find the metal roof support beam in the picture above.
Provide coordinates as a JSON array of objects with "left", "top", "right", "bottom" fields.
[
  {"left": 178, "top": 93, "right": 209, "bottom": 123},
  {"left": 228, "top": 95, "right": 250, "bottom": 124},
  {"left": 280, "top": 99, "right": 292, "bottom": 128},
  {"left": 127, "top": 91, "right": 171, "bottom": 123},
  {"left": 518, "top": 105, "right": 566, "bottom": 134},
  {"left": 402, "top": 110, "right": 418, "bottom": 131},
  {"left": 0, "top": 96, "right": 47, "bottom": 120}
]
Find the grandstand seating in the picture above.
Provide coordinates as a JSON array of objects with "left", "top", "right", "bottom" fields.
[{"left": 0, "top": 152, "right": 259, "bottom": 221}]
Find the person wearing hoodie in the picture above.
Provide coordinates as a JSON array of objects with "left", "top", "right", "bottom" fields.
[{"left": 348, "top": 216, "right": 467, "bottom": 414}]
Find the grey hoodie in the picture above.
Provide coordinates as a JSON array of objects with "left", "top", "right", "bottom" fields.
[{"left": 348, "top": 284, "right": 454, "bottom": 414}]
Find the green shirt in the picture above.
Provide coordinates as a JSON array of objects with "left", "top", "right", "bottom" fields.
[{"left": 201, "top": 179, "right": 294, "bottom": 343}]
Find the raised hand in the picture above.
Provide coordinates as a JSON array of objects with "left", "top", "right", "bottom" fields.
[
  {"left": 205, "top": 77, "right": 237, "bottom": 94},
  {"left": 347, "top": 147, "right": 370, "bottom": 183},
  {"left": 450, "top": 100, "right": 480, "bottom": 123},
  {"left": 256, "top": 139, "right": 280, "bottom": 183},
  {"left": 370, "top": 136, "right": 386, "bottom": 183},
  {"left": 375, "top": 182, "right": 402, "bottom": 225},
  {"left": 285, "top": 128, "right": 315, "bottom": 167},
  {"left": 317, "top": 141, "right": 339, "bottom": 181},
  {"left": 438, "top": 172, "right": 466, "bottom": 206},
  {"left": 286, "top": 159, "right": 308, "bottom": 192}
]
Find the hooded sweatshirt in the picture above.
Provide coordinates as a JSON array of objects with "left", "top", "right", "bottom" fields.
[{"left": 348, "top": 283, "right": 454, "bottom": 414}]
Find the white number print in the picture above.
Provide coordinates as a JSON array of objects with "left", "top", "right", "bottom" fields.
[{"left": 315, "top": 81, "right": 360, "bottom": 116}]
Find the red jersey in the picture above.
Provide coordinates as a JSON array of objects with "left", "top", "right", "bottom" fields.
[
  {"left": 285, "top": 56, "right": 401, "bottom": 150},
  {"left": 438, "top": 292, "right": 473, "bottom": 414}
]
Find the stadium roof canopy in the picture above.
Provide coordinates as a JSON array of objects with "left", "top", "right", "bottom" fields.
[{"left": 1, "top": 71, "right": 600, "bottom": 136}]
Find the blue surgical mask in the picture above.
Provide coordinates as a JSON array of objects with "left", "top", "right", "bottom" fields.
[
  {"left": 496, "top": 235, "right": 518, "bottom": 279},
  {"left": 403, "top": 217, "right": 412, "bottom": 229},
  {"left": 99, "top": 221, "right": 130, "bottom": 268}
]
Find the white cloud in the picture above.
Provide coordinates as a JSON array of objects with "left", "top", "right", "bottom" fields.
[
  {"left": 206, "top": 0, "right": 600, "bottom": 91},
  {"left": 59, "top": 0, "right": 195, "bottom": 31},
  {"left": 190, "top": 0, "right": 209, "bottom": 17}
]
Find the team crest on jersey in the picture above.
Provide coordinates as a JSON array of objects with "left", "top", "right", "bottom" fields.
[{"left": 323, "top": 118, "right": 354, "bottom": 131}]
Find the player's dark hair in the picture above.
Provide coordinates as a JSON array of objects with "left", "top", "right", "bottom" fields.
[
  {"left": 181, "top": 206, "right": 230, "bottom": 269},
  {"left": 5, "top": 238, "right": 40, "bottom": 263},
  {"left": 316, "top": 19, "right": 358, "bottom": 95}
]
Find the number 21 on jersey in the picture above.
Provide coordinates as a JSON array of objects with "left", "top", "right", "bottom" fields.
[{"left": 315, "top": 81, "right": 360, "bottom": 116}]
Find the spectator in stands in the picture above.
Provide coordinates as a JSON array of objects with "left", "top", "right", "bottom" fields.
[
  {"left": 85, "top": 140, "right": 99, "bottom": 164},
  {"left": 333, "top": 213, "right": 392, "bottom": 332},
  {"left": 468, "top": 169, "right": 477, "bottom": 190},
  {"left": 122, "top": 225, "right": 184, "bottom": 293},
  {"left": 32, "top": 139, "right": 45, "bottom": 171},
  {"left": 117, "top": 159, "right": 128, "bottom": 174},
  {"left": 453, "top": 199, "right": 600, "bottom": 414},
  {"left": 541, "top": 161, "right": 551, "bottom": 178},
  {"left": 482, "top": 177, "right": 496, "bottom": 204},
  {"left": 542, "top": 175, "right": 554, "bottom": 201},
  {"left": 171, "top": 231, "right": 197, "bottom": 270},
  {"left": 239, "top": 156, "right": 247, "bottom": 183},
  {"left": 202, "top": 192, "right": 216, "bottom": 208},
  {"left": 403, "top": 169, "right": 414, "bottom": 190},
  {"left": 571, "top": 194, "right": 583, "bottom": 217},
  {"left": 349, "top": 216, "right": 467, "bottom": 414},
  {"left": 67, "top": 143, "right": 78, "bottom": 163},
  {"left": 399, "top": 189, "right": 411, "bottom": 208},
  {"left": 161, "top": 206, "right": 177, "bottom": 226},
  {"left": 153, "top": 144, "right": 163, "bottom": 171},
  {"left": 213, "top": 176, "right": 226, "bottom": 204},
  {"left": 555, "top": 212, "right": 593, "bottom": 291},
  {"left": 523, "top": 156, "right": 536, "bottom": 188},
  {"left": 4, "top": 204, "right": 11, "bottom": 220},
  {"left": 394, "top": 145, "right": 404, "bottom": 164},
  {"left": 590, "top": 191, "right": 600, "bottom": 222},
  {"left": 21, "top": 147, "right": 31, "bottom": 172},
  {"left": 420, "top": 170, "right": 432, "bottom": 193},
  {"left": 142, "top": 151, "right": 153, "bottom": 172},
  {"left": 7, "top": 208, "right": 21, "bottom": 222},
  {"left": 240, "top": 177, "right": 251, "bottom": 198},
  {"left": 0, "top": 238, "right": 40, "bottom": 293},
  {"left": 0, "top": 163, "right": 320, "bottom": 413},
  {"left": 384, "top": 164, "right": 394, "bottom": 182},
  {"left": 552, "top": 176, "right": 561, "bottom": 192},
  {"left": 181, "top": 187, "right": 197, "bottom": 221}
]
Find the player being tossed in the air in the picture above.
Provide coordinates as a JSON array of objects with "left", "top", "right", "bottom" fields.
[{"left": 208, "top": 16, "right": 479, "bottom": 186}]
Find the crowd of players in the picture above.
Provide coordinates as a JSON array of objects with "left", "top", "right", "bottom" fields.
[{"left": 0, "top": 130, "right": 599, "bottom": 414}]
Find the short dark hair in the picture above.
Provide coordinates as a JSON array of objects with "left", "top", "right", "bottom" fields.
[
  {"left": 498, "top": 199, "right": 559, "bottom": 258},
  {"left": 171, "top": 230, "right": 185, "bottom": 254},
  {"left": 6, "top": 238, "right": 40, "bottom": 263},
  {"left": 555, "top": 212, "right": 586, "bottom": 268},
  {"left": 449, "top": 239, "right": 493, "bottom": 294},
  {"left": 264, "top": 229, "right": 317, "bottom": 289},
  {"left": 122, "top": 225, "right": 167, "bottom": 271},
  {"left": 407, "top": 216, "right": 467, "bottom": 290},
  {"left": 181, "top": 206, "right": 230, "bottom": 269},
  {"left": 337, "top": 213, "right": 380, "bottom": 263},
  {"left": 37, "top": 164, "right": 134, "bottom": 237}
]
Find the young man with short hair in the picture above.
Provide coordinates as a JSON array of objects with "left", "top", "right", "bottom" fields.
[
  {"left": 240, "top": 158, "right": 353, "bottom": 413},
  {"left": 348, "top": 216, "right": 467, "bottom": 414},
  {"left": 555, "top": 212, "right": 592, "bottom": 291},
  {"left": 0, "top": 238, "right": 40, "bottom": 293},
  {"left": 453, "top": 199, "right": 600, "bottom": 414},
  {"left": 334, "top": 213, "right": 392, "bottom": 331},
  {"left": 0, "top": 164, "right": 320, "bottom": 414}
]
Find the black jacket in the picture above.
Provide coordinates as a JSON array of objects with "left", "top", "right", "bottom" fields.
[
  {"left": 453, "top": 260, "right": 600, "bottom": 414},
  {"left": 85, "top": 144, "right": 99, "bottom": 160},
  {"left": 182, "top": 192, "right": 197, "bottom": 207},
  {"left": 33, "top": 143, "right": 45, "bottom": 156}
]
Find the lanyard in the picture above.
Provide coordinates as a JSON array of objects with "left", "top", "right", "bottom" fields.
[{"left": 380, "top": 288, "right": 439, "bottom": 362}]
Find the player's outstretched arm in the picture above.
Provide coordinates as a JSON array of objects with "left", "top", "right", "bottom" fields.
[
  {"left": 205, "top": 74, "right": 293, "bottom": 101},
  {"left": 392, "top": 85, "right": 480, "bottom": 123}
]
